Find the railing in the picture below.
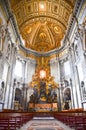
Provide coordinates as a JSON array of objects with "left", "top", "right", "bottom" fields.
[
  {"left": 0, "top": 109, "right": 86, "bottom": 130},
  {"left": 54, "top": 111, "right": 86, "bottom": 130},
  {"left": 0, "top": 112, "right": 33, "bottom": 130}
]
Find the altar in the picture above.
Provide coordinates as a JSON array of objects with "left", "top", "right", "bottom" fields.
[{"left": 29, "top": 103, "right": 58, "bottom": 112}]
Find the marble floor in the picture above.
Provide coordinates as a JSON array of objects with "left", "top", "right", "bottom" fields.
[{"left": 19, "top": 117, "right": 75, "bottom": 130}]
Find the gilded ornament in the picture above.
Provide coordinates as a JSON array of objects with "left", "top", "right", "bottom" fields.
[
  {"left": 39, "top": 32, "right": 46, "bottom": 39},
  {"left": 54, "top": 26, "right": 61, "bottom": 34}
]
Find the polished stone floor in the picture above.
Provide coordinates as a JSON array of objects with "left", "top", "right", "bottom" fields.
[{"left": 20, "top": 117, "right": 75, "bottom": 130}]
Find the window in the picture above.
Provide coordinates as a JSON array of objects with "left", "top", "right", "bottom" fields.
[
  {"left": 64, "top": 61, "right": 71, "bottom": 76},
  {"left": 2, "top": 63, "right": 9, "bottom": 83},
  {"left": 14, "top": 60, "right": 22, "bottom": 77}
]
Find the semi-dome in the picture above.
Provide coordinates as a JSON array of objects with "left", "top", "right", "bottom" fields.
[{"left": 9, "top": 0, "right": 76, "bottom": 54}]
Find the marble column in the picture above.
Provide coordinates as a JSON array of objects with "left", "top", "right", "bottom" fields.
[
  {"left": 4, "top": 42, "right": 16, "bottom": 109},
  {"left": 0, "top": 25, "right": 6, "bottom": 79},
  {"left": 57, "top": 56, "right": 62, "bottom": 111}
]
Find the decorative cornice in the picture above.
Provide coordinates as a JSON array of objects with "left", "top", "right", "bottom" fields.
[
  {"left": 64, "top": 0, "right": 84, "bottom": 41},
  {"left": 19, "top": 43, "right": 66, "bottom": 57}
]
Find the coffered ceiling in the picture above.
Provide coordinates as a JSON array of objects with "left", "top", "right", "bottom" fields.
[{"left": 9, "top": 0, "right": 76, "bottom": 53}]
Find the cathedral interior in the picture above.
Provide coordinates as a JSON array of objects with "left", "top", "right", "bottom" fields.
[{"left": 0, "top": 0, "right": 86, "bottom": 129}]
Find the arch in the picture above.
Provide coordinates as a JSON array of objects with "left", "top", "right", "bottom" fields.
[
  {"left": 15, "top": 88, "right": 22, "bottom": 103},
  {"left": 63, "top": 87, "right": 71, "bottom": 110}
]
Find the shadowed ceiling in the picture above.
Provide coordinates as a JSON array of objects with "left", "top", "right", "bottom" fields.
[{"left": 9, "top": 0, "right": 76, "bottom": 53}]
